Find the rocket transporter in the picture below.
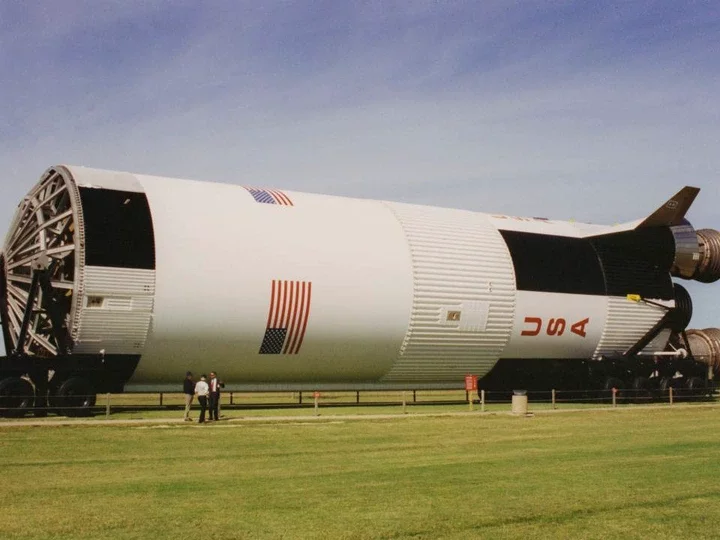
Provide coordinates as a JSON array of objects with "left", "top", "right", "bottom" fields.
[{"left": 1, "top": 165, "right": 720, "bottom": 415}]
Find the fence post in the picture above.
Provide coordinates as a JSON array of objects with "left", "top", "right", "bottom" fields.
[
  {"left": 669, "top": 386, "right": 674, "bottom": 405},
  {"left": 612, "top": 388, "right": 617, "bottom": 408},
  {"left": 552, "top": 389, "right": 556, "bottom": 410},
  {"left": 402, "top": 391, "right": 407, "bottom": 414},
  {"left": 480, "top": 389, "right": 485, "bottom": 412},
  {"left": 314, "top": 392, "right": 319, "bottom": 416},
  {"left": 356, "top": 391, "right": 360, "bottom": 404},
  {"left": 299, "top": 391, "right": 302, "bottom": 405},
  {"left": 230, "top": 392, "right": 234, "bottom": 405},
  {"left": 159, "top": 392, "right": 163, "bottom": 407},
  {"left": 105, "top": 393, "right": 111, "bottom": 418}
]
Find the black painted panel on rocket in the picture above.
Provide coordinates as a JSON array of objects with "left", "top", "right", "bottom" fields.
[
  {"left": 500, "top": 229, "right": 674, "bottom": 300},
  {"left": 78, "top": 187, "right": 156, "bottom": 270},
  {"left": 590, "top": 228, "right": 674, "bottom": 300},
  {"left": 499, "top": 230, "right": 605, "bottom": 295}
]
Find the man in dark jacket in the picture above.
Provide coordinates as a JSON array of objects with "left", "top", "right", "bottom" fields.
[
  {"left": 208, "top": 371, "right": 223, "bottom": 421},
  {"left": 183, "top": 372, "right": 194, "bottom": 421}
]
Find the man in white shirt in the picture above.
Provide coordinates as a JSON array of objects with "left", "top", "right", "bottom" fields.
[{"left": 194, "top": 375, "right": 209, "bottom": 424}]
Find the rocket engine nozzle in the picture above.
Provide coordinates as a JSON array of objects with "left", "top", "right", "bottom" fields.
[
  {"left": 692, "top": 229, "right": 720, "bottom": 283},
  {"left": 670, "top": 225, "right": 720, "bottom": 283},
  {"left": 685, "top": 328, "right": 720, "bottom": 372},
  {"left": 668, "top": 283, "right": 693, "bottom": 332}
]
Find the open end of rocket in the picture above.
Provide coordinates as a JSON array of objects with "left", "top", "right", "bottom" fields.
[{"left": 1, "top": 168, "right": 79, "bottom": 356}]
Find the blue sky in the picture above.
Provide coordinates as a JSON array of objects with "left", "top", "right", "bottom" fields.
[{"left": 1, "top": 1, "right": 720, "bottom": 354}]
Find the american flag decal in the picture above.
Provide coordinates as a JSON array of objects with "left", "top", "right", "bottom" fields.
[
  {"left": 259, "top": 280, "right": 312, "bottom": 354},
  {"left": 244, "top": 187, "right": 293, "bottom": 206}
]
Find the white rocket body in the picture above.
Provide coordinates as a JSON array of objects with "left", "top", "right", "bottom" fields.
[
  {"left": 9, "top": 166, "right": 710, "bottom": 394},
  {"left": 36, "top": 166, "right": 669, "bottom": 390}
]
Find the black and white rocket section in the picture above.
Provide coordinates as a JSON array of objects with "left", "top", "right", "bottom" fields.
[{"left": 1, "top": 166, "right": 720, "bottom": 414}]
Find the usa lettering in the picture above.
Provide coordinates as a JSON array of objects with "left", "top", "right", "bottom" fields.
[{"left": 521, "top": 317, "right": 590, "bottom": 338}]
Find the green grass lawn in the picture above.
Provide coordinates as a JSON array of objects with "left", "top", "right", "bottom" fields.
[{"left": 1, "top": 407, "right": 719, "bottom": 539}]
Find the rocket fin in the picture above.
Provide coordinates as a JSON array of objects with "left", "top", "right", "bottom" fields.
[
  {"left": 636, "top": 186, "right": 700, "bottom": 228},
  {"left": 584, "top": 186, "right": 700, "bottom": 237}
]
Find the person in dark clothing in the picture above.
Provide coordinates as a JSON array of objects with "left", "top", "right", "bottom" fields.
[
  {"left": 194, "top": 375, "right": 209, "bottom": 423},
  {"left": 182, "top": 371, "right": 194, "bottom": 421},
  {"left": 208, "top": 371, "right": 223, "bottom": 421}
]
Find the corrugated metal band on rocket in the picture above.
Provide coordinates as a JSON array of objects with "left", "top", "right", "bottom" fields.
[
  {"left": 244, "top": 187, "right": 294, "bottom": 206},
  {"left": 259, "top": 280, "right": 312, "bottom": 354},
  {"left": 499, "top": 229, "right": 674, "bottom": 300}
]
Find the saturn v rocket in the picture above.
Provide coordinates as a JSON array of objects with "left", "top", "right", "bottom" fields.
[{"left": 1, "top": 165, "right": 720, "bottom": 412}]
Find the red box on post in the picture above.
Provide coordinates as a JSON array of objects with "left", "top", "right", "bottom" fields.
[{"left": 464, "top": 375, "right": 477, "bottom": 392}]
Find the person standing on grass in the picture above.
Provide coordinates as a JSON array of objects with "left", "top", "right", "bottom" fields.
[
  {"left": 194, "top": 375, "right": 209, "bottom": 423},
  {"left": 182, "top": 372, "right": 195, "bottom": 421},
  {"left": 208, "top": 371, "right": 223, "bottom": 421}
]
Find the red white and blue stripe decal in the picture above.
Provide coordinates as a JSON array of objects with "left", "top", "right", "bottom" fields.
[
  {"left": 244, "top": 187, "right": 293, "bottom": 206},
  {"left": 259, "top": 280, "right": 312, "bottom": 354}
]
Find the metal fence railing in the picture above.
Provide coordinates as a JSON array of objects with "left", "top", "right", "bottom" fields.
[{"left": 0, "top": 387, "right": 716, "bottom": 418}]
